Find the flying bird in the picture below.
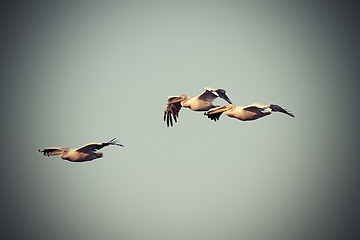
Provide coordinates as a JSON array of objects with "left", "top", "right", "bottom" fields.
[
  {"left": 164, "top": 87, "right": 232, "bottom": 127},
  {"left": 38, "top": 138, "right": 124, "bottom": 162},
  {"left": 205, "top": 103, "right": 294, "bottom": 122}
]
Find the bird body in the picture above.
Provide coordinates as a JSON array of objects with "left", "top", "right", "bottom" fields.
[
  {"left": 181, "top": 96, "right": 215, "bottom": 111},
  {"left": 57, "top": 147, "right": 103, "bottom": 162},
  {"left": 39, "top": 138, "right": 123, "bottom": 162}
]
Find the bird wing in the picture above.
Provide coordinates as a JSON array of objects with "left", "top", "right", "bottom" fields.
[
  {"left": 198, "top": 88, "right": 232, "bottom": 104},
  {"left": 197, "top": 89, "right": 217, "bottom": 102},
  {"left": 242, "top": 105, "right": 265, "bottom": 113},
  {"left": 164, "top": 96, "right": 182, "bottom": 127},
  {"left": 76, "top": 138, "right": 124, "bottom": 153},
  {"left": 204, "top": 111, "right": 224, "bottom": 121},
  {"left": 243, "top": 105, "right": 271, "bottom": 119},
  {"left": 38, "top": 147, "right": 63, "bottom": 156},
  {"left": 270, "top": 104, "right": 294, "bottom": 117}
]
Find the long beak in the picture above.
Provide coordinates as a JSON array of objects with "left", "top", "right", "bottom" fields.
[
  {"left": 207, "top": 105, "right": 232, "bottom": 114},
  {"left": 39, "top": 149, "right": 63, "bottom": 156},
  {"left": 48, "top": 150, "right": 64, "bottom": 156},
  {"left": 168, "top": 96, "right": 186, "bottom": 104}
]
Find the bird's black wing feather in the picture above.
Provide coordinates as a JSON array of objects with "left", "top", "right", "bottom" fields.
[
  {"left": 164, "top": 97, "right": 182, "bottom": 127},
  {"left": 216, "top": 89, "right": 232, "bottom": 104},
  {"left": 204, "top": 111, "right": 224, "bottom": 122}
]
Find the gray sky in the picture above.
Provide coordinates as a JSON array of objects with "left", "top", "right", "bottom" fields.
[{"left": 2, "top": 1, "right": 359, "bottom": 240}]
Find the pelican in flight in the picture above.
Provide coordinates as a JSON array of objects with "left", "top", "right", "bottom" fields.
[
  {"left": 164, "top": 87, "right": 232, "bottom": 127},
  {"left": 39, "top": 138, "right": 124, "bottom": 162},
  {"left": 205, "top": 103, "right": 294, "bottom": 122}
]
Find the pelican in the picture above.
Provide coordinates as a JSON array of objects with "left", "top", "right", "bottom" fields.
[
  {"left": 38, "top": 138, "right": 124, "bottom": 162},
  {"left": 205, "top": 103, "right": 294, "bottom": 121},
  {"left": 164, "top": 87, "right": 232, "bottom": 127}
]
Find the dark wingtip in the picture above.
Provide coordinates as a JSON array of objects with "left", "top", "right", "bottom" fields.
[
  {"left": 107, "top": 138, "right": 117, "bottom": 143},
  {"left": 216, "top": 89, "right": 232, "bottom": 104},
  {"left": 270, "top": 104, "right": 294, "bottom": 118},
  {"left": 204, "top": 111, "right": 222, "bottom": 122},
  {"left": 165, "top": 110, "right": 176, "bottom": 127},
  {"left": 107, "top": 138, "right": 125, "bottom": 147}
]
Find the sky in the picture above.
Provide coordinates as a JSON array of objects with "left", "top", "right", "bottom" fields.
[{"left": 2, "top": 1, "right": 359, "bottom": 240}]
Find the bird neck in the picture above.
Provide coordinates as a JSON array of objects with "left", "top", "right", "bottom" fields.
[
  {"left": 181, "top": 97, "right": 191, "bottom": 107},
  {"left": 225, "top": 106, "right": 237, "bottom": 117},
  {"left": 60, "top": 148, "right": 70, "bottom": 158}
]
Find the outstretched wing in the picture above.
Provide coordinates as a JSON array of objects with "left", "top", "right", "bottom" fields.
[
  {"left": 38, "top": 147, "right": 63, "bottom": 156},
  {"left": 243, "top": 105, "right": 266, "bottom": 113},
  {"left": 76, "top": 138, "right": 124, "bottom": 153},
  {"left": 164, "top": 96, "right": 182, "bottom": 127},
  {"left": 199, "top": 87, "right": 232, "bottom": 104}
]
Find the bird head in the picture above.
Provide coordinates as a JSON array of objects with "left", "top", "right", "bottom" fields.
[
  {"left": 207, "top": 104, "right": 234, "bottom": 115},
  {"left": 168, "top": 94, "right": 188, "bottom": 104},
  {"left": 39, "top": 147, "right": 67, "bottom": 157}
]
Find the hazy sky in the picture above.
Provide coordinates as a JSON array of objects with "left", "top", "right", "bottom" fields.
[{"left": 2, "top": 1, "right": 359, "bottom": 240}]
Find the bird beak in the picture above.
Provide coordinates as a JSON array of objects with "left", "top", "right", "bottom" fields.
[
  {"left": 49, "top": 150, "right": 63, "bottom": 155},
  {"left": 40, "top": 149, "right": 63, "bottom": 156},
  {"left": 168, "top": 96, "right": 186, "bottom": 104},
  {"left": 207, "top": 105, "right": 231, "bottom": 114}
]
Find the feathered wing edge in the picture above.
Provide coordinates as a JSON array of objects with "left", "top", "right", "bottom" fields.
[
  {"left": 76, "top": 138, "right": 124, "bottom": 153},
  {"left": 104, "top": 138, "right": 124, "bottom": 147},
  {"left": 204, "top": 111, "right": 224, "bottom": 121},
  {"left": 163, "top": 97, "right": 182, "bottom": 127},
  {"left": 269, "top": 104, "right": 294, "bottom": 117},
  {"left": 201, "top": 88, "right": 232, "bottom": 104},
  {"left": 204, "top": 105, "right": 226, "bottom": 122},
  {"left": 215, "top": 89, "right": 232, "bottom": 104}
]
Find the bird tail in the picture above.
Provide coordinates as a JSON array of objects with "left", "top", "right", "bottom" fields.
[{"left": 270, "top": 104, "right": 294, "bottom": 117}]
